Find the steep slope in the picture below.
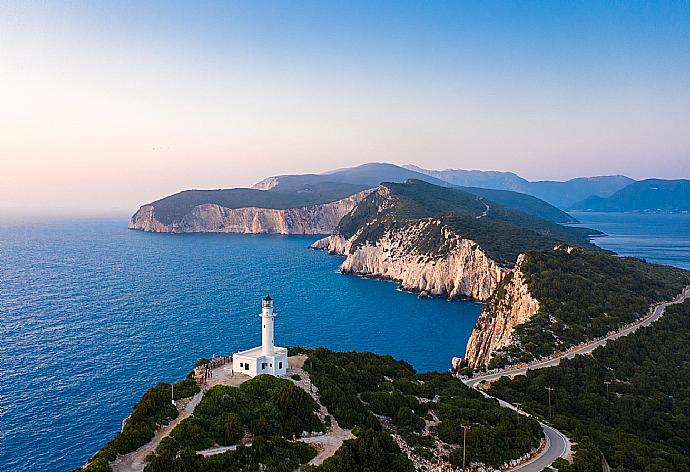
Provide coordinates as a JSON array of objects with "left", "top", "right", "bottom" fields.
[
  {"left": 312, "top": 180, "right": 598, "bottom": 301},
  {"left": 129, "top": 188, "right": 372, "bottom": 234},
  {"left": 572, "top": 178, "right": 690, "bottom": 212},
  {"left": 406, "top": 165, "right": 633, "bottom": 209}
]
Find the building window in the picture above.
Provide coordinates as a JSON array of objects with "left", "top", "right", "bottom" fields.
[
  {"left": 262, "top": 362, "right": 267, "bottom": 370},
  {"left": 245, "top": 364, "right": 249, "bottom": 371},
  {"left": 239, "top": 363, "right": 243, "bottom": 367},
  {"left": 279, "top": 361, "right": 283, "bottom": 369}
]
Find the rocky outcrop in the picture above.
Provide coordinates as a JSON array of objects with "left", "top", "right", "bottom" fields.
[
  {"left": 252, "top": 177, "right": 280, "bottom": 190},
  {"left": 311, "top": 219, "right": 506, "bottom": 301},
  {"left": 128, "top": 190, "right": 371, "bottom": 234},
  {"left": 464, "top": 254, "right": 540, "bottom": 368}
]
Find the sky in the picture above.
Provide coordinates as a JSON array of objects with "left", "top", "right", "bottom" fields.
[{"left": 1, "top": 1, "right": 689, "bottom": 217}]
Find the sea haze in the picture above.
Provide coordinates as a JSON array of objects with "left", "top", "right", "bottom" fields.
[{"left": 0, "top": 219, "right": 481, "bottom": 472}]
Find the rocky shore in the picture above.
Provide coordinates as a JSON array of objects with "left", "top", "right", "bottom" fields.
[{"left": 311, "top": 219, "right": 506, "bottom": 301}]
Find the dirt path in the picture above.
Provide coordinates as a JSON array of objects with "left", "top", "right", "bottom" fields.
[
  {"left": 288, "top": 355, "right": 354, "bottom": 465},
  {"left": 109, "top": 363, "right": 250, "bottom": 472},
  {"left": 109, "top": 392, "right": 203, "bottom": 472}
]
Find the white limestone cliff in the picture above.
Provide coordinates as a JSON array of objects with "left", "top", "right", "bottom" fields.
[
  {"left": 311, "top": 219, "right": 506, "bottom": 301},
  {"left": 464, "top": 254, "right": 540, "bottom": 368},
  {"left": 128, "top": 190, "right": 371, "bottom": 235}
]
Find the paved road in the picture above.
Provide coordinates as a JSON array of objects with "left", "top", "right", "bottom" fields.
[
  {"left": 462, "top": 285, "right": 690, "bottom": 471},
  {"left": 466, "top": 285, "right": 690, "bottom": 389}
]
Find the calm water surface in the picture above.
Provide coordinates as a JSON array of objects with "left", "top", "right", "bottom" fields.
[
  {"left": 0, "top": 219, "right": 481, "bottom": 471},
  {"left": 571, "top": 212, "right": 690, "bottom": 270},
  {"left": 2, "top": 212, "right": 689, "bottom": 471}
]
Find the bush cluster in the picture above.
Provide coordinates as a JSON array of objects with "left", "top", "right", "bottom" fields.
[{"left": 490, "top": 300, "right": 690, "bottom": 470}]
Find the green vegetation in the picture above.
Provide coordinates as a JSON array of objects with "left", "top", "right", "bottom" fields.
[
  {"left": 83, "top": 382, "right": 180, "bottom": 471},
  {"left": 147, "top": 436, "right": 316, "bottom": 472},
  {"left": 337, "top": 180, "right": 600, "bottom": 265},
  {"left": 305, "top": 348, "right": 542, "bottom": 469},
  {"left": 490, "top": 300, "right": 690, "bottom": 471},
  {"left": 490, "top": 248, "right": 690, "bottom": 366},
  {"left": 147, "top": 182, "right": 369, "bottom": 224},
  {"left": 173, "top": 378, "right": 201, "bottom": 400},
  {"left": 458, "top": 186, "right": 577, "bottom": 223},
  {"left": 313, "top": 429, "right": 415, "bottom": 472},
  {"left": 145, "top": 375, "right": 322, "bottom": 471}
]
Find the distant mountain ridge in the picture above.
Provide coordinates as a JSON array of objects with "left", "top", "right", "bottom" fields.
[
  {"left": 253, "top": 163, "right": 576, "bottom": 224},
  {"left": 253, "top": 162, "right": 452, "bottom": 191},
  {"left": 572, "top": 179, "right": 690, "bottom": 213},
  {"left": 405, "top": 165, "right": 634, "bottom": 209}
]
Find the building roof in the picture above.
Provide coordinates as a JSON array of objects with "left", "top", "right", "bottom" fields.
[
  {"left": 263, "top": 293, "right": 273, "bottom": 301},
  {"left": 234, "top": 345, "right": 287, "bottom": 359}
]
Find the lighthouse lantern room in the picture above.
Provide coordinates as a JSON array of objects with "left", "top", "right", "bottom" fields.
[{"left": 231, "top": 294, "right": 288, "bottom": 377}]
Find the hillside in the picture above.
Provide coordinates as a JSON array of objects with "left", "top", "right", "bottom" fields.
[
  {"left": 489, "top": 299, "right": 690, "bottom": 471},
  {"left": 83, "top": 349, "right": 544, "bottom": 472},
  {"left": 456, "top": 186, "right": 576, "bottom": 223},
  {"left": 128, "top": 184, "right": 373, "bottom": 235},
  {"left": 335, "top": 180, "right": 598, "bottom": 266},
  {"left": 130, "top": 163, "right": 580, "bottom": 234},
  {"left": 252, "top": 162, "right": 451, "bottom": 191},
  {"left": 406, "top": 165, "right": 633, "bottom": 209},
  {"left": 466, "top": 247, "right": 690, "bottom": 368},
  {"left": 143, "top": 182, "right": 368, "bottom": 225},
  {"left": 312, "top": 180, "right": 600, "bottom": 307},
  {"left": 254, "top": 163, "right": 576, "bottom": 223},
  {"left": 572, "top": 178, "right": 690, "bottom": 212}
]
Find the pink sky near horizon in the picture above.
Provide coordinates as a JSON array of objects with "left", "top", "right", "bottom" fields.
[{"left": 2, "top": 2, "right": 689, "bottom": 217}]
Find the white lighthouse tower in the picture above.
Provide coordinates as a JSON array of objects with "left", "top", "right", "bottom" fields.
[
  {"left": 231, "top": 294, "right": 288, "bottom": 377},
  {"left": 261, "top": 294, "right": 275, "bottom": 356}
]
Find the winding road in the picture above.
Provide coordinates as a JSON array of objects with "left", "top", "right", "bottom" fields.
[{"left": 462, "top": 285, "right": 690, "bottom": 471}]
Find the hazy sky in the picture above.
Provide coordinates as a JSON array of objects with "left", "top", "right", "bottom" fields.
[{"left": 2, "top": 1, "right": 689, "bottom": 216}]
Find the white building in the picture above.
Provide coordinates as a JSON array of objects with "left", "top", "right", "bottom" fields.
[{"left": 232, "top": 294, "right": 288, "bottom": 377}]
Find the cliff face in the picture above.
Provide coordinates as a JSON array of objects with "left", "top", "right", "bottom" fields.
[
  {"left": 128, "top": 190, "right": 371, "bottom": 234},
  {"left": 464, "top": 254, "right": 540, "bottom": 368},
  {"left": 312, "top": 219, "right": 505, "bottom": 301}
]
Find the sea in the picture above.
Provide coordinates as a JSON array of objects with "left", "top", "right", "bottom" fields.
[{"left": 1, "top": 212, "right": 689, "bottom": 471}]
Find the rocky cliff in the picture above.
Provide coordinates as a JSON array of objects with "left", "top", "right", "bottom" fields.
[
  {"left": 464, "top": 254, "right": 540, "bottom": 368},
  {"left": 311, "top": 219, "right": 506, "bottom": 301},
  {"left": 128, "top": 190, "right": 371, "bottom": 234}
]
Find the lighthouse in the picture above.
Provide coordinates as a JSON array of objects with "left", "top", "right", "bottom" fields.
[
  {"left": 261, "top": 294, "right": 275, "bottom": 356},
  {"left": 231, "top": 294, "right": 288, "bottom": 377}
]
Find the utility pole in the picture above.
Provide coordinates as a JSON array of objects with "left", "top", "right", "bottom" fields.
[
  {"left": 461, "top": 424, "right": 470, "bottom": 471},
  {"left": 545, "top": 387, "right": 554, "bottom": 420},
  {"left": 604, "top": 381, "right": 611, "bottom": 399},
  {"left": 171, "top": 383, "right": 176, "bottom": 407},
  {"left": 514, "top": 402, "right": 522, "bottom": 426}
]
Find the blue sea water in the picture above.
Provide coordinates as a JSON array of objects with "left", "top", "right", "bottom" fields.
[
  {"left": 0, "top": 219, "right": 481, "bottom": 472},
  {"left": 1, "top": 213, "right": 689, "bottom": 471},
  {"left": 570, "top": 212, "right": 690, "bottom": 270}
]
